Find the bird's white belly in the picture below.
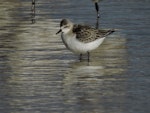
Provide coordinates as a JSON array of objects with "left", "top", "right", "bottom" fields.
[{"left": 61, "top": 34, "right": 105, "bottom": 54}]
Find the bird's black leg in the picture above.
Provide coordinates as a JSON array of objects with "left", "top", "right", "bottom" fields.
[
  {"left": 79, "top": 54, "right": 82, "bottom": 61},
  {"left": 96, "top": 17, "right": 99, "bottom": 29},
  {"left": 95, "top": 2, "right": 100, "bottom": 18},
  {"left": 87, "top": 52, "right": 90, "bottom": 62}
]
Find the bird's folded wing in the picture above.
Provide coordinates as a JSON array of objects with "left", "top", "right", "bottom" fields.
[{"left": 73, "top": 24, "right": 114, "bottom": 43}]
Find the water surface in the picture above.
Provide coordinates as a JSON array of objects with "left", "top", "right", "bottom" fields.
[{"left": 0, "top": 0, "right": 150, "bottom": 113}]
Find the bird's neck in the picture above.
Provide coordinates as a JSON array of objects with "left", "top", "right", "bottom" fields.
[{"left": 65, "top": 30, "right": 75, "bottom": 37}]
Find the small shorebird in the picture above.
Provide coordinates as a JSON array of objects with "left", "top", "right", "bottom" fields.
[
  {"left": 56, "top": 19, "right": 115, "bottom": 61},
  {"left": 92, "top": 0, "right": 101, "bottom": 18}
]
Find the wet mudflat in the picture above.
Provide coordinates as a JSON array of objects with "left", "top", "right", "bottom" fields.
[{"left": 0, "top": 0, "right": 150, "bottom": 113}]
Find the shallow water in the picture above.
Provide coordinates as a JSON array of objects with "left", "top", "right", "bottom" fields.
[{"left": 0, "top": 0, "right": 150, "bottom": 113}]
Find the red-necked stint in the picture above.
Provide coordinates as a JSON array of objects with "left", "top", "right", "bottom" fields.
[{"left": 56, "top": 19, "right": 115, "bottom": 61}]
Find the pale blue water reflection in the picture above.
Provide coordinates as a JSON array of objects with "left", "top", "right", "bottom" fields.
[{"left": 0, "top": 0, "right": 150, "bottom": 113}]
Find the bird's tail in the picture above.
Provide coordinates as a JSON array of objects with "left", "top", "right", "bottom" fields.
[
  {"left": 99, "top": 29, "right": 115, "bottom": 36},
  {"left": 105, "top": 29, "right": 115, "bottom": 36}
]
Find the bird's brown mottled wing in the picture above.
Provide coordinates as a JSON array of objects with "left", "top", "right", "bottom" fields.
[{"left": 73, "top": 24, "right": 115, "bottom": 43}]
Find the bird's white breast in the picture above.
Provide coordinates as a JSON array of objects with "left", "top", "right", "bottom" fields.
[{"left": 61, "top": 33, "right": 105, "bottom": 54}]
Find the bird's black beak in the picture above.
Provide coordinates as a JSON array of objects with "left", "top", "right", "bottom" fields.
[{"left": 56, "top": 29, "right": 62, "bottom": 35}]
